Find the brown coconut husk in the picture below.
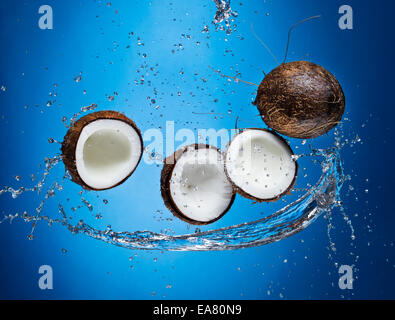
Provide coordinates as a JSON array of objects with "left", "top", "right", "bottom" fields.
[
  {"left": 160, "top": 144, "right": 236, "bottom": 225},
  {"left": 224, "top": 128, "right": 298, "bottom": 203},
  {"left": 61, "top": 110, "right": 143, "bottom": 191},
  {"left": 254, "top": 61, "right": 345, "bottom": 139}
]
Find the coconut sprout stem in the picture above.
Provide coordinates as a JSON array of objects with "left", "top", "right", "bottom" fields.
[
  {"left": 208, "top": 66, "right": 259, "bottom": 87},
  {"left": 283, "top": 15, "right": 321, "bottom": 64},
  {"left": 250, "top": 23, "right": 280, "bottom": 65}
]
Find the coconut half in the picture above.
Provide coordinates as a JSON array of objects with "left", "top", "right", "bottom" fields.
[
  {"left": 224, "top": 129, "right": 298, "bottom": 202},
  {"left": 61, "top": 110, "right": 143, "bottom": 190},
  {"left": 161, "top": 144, "right": 235, "bottom": 225}
]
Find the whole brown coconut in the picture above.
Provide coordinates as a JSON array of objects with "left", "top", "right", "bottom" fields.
[
  {"left": 61, "top": 110, "right": 143, "bottom": 191},
  {"left": 254, "top": 61, "right": 345, "bottom": 139}
]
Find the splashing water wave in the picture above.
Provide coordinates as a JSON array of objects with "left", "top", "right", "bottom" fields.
[
  {"left": 0, "top": 145, "right": 346, "bottom": 251},
  {"left": 69, "top": 148, "right": 344, "bottom": 251}
]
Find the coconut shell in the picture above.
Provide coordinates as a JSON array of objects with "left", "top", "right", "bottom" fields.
[
  {"left": 254, "top": 61, "right": 345, "bottom": 139},
  {"left": 224, "top": 128, "right": 298, "bottom": 203},
  {"left": 61, "top": 110, "right": 143, "bottom": 191},
  {"left": 160, "top": 144, "right": 236, "bottom": 225}
]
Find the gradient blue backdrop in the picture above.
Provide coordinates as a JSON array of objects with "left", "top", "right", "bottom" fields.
[{"left": 0, "top": 0, "right": 393, "bottom": 299}]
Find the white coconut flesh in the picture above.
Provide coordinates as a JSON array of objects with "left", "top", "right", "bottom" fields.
[
  {"left": 169, "top": 147, "right": 234, "bottom": 223},
  {"left": 225, "top": 130, "right": 296, "bottom": 200},
  {"left": 75, "top": 119, "right": 142, "bottom": 190}
]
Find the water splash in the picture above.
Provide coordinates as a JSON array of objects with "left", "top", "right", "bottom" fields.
[
  {"left": 0, "top": 155, "right": 62, "bottom": 199},
  {"left": 0, "top": 145, "right": 349, "bottom": 251},
  {"left": 212, "top": 0, "right": 238, "bottom": 35},
  {"left": 0, "top": 103, "right": 100, "bottom": 237},
  {"left": 62, "top": 103, "right": 98, "bottom": 128}
]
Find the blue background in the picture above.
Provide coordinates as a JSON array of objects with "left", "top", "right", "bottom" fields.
[{"left": 0, "top": 0, "right": 393, "bottom": 299}]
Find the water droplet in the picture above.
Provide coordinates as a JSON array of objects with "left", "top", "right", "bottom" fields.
[
  {"left": 201, "top": 25, "right": 209, "bottom": 33},
  {"left": 74, "top": 75, "right": 82, "bottom": 82}
]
